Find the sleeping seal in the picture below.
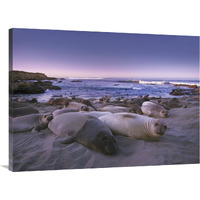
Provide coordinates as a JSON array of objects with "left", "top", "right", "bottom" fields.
[
  {"left": 9, "top": 106, "right": 39, "bottom": 117},
  {"left": 48, "top": 112, "right": 117, "bottom": 155},
  {"left": 48, "top": 97, "right": 70, "bottom": 108},
  {"left": 86, "top": 111, "right": 112, "bottom": 118},
  {"left": 52, "top": 108, "right": 79, "bottom": 117},
  {"left": 9, "top": 113, "right": 53, "bottom": 133},
  {"left": 100, "top": 105, "right": 131, "bottom": 113},
  {"left": 66, "top": 102, "right": 95, "bottom": 111},
  {"left": 99, "top": 113, "right": 167, "bottom": 140},
  {"left": 141, "top": 101, "right": 169, "bottom": 118}
]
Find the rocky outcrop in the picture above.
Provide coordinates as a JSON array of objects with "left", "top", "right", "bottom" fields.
[
  {"left": 174, "top": 84, "right": 198, "bottom": 88},
  {"left": 9, "top": 70, "right": 57, "bottom": 82},
  {"left": 38, "top": 81, "right": 61, "bottom": 90},
  {"left": 118, "top": 80, "right": 139, "bottom": 83},
  {"left": 170, "top": 88, "right": 199, "bottom": 96},
  {"left": 9, "top": 80, "right": 61, "bottom": 94},
  {"left": 9, "top": 71, "right": 61, "bottom": 94},
  {"left": 71, "top": 80, "right": 82, "bottom": 82},
  {"left": 9, "top": 81, "right": 46, "bottom": 94}
]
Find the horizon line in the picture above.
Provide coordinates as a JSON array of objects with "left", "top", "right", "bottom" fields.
[{"left": 10, "top": 69, "right": 199, "bottom": 80}]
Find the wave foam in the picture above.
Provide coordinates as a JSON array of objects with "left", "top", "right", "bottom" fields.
[
  {"left": 139, "top": 80, "right": 170, "bottom": 85},
  {"left": 68, "top": 77, "right": 104, "bottom": 80},
  {"left": 170, "top": 81, "right": 199, "bottom": 86}
]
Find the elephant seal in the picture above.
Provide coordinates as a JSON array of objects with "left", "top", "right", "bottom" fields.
[
  {"left": 67, "top": 102, "right": 95, "bottom": 111},
  {"left": 100, "top": 105, "right": 131, "bottom": 113},
  {"left": 9, "top": 113, "right": 53, "bottom": 133},
  {"left": 9, "top": 106, "right": 39, "bottom": 117},
  {"left": 128, "top": 104, "right": 143, "bottom": 115},
  {"left": 86, "top": 111, "right": 112, "bottom": 118},
  {"left": 141, "top": 101, "right": 169, "bottom": 118},
  {"left": 48, "top": 113, "right": 117, "bottom": 155},
  {"left": 48, "top": 97, "right": 70, "bottom": 108},
  {"left": 99, "top": 113, "right": 167, "bottom": 140},
  {"left": 52, "top": 108, "right": 79, "bottom": 117},
  {"left": 80, "top": 99, "right": 97, "bottom": 111}
]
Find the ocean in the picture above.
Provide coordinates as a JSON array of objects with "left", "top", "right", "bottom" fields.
[{"left": 11, "top": 78, "right": 199, "bottom": 102}]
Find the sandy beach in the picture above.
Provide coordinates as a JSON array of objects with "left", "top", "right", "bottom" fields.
[{"left": 9, "top": 96, "right": 199, "bottom": 171}]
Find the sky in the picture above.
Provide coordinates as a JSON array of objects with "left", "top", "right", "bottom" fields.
[{"left": 11, "top": 28, "right": 199, "bottom": 79}]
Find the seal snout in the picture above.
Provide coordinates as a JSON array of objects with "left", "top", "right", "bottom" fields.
[
  {"left": 99, "top": 133, "right": 117, "bottom": 155},
  {"left": 159, "top": 124, "right": 167, "bottom": 135},
  {"left": 104, "top": 138, "right": 117, "bottom": 155},
  {"left": 46, "top": 114, "right": 54, "bottom": 121},
  {"left": 154, "top": 121, "right": 167, "bottom": 136},
  {"left": 164, "top": 113, "right": 169, "bottom": 118},
  {"left": 161, "top": 110, "right": 169, "bottom": 118}
]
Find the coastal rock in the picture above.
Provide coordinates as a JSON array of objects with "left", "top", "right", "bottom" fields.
[
  {"left": 170, "top": 88, "right": 199, "bottom": 96},
  {"left": 47, "top": 85, "right": 61, "bottom": 90},
  {"left": 118, "top": 80, "right": 139, "bottom": 83},
  {"left": 9, "top": 80, "right": 61, "bottom": 94},
  {"left": 174, "top": 84, "right": 198, "bottom": 88},
  {"left": 71, "top": 80, "right": 82, "bottom": 82},
  {"left": 28, "top": 98, "right": 38, "bottom": 103},
  {"left": 9, "top": 81, "right": 46, "bottom": 94},
  {"left": 9, "top": 70, "right": 57, "bottom": 82},
  {"left": 37, "top": 81, "right": 61, "bottom": 90}
]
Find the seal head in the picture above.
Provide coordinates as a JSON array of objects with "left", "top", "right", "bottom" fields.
[
  {"left": 39, "top": 113, "right": 54, "bottom": 130},
  {"left": 152, "top": 120, "right": 167, "bottom": 136},
  {"left": 94, "top": 131, "right": 117, "bottom": 155},
  {"left": 160, "top": 110, "right": 169, "bottom": 118}
]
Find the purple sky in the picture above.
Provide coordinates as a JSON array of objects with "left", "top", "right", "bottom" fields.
[{"left": 11, "top": 28, "right": 199, "bottom": 79}]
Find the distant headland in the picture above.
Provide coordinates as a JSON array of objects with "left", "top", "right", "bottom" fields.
[{"left": 9, "top": 70, "right": 57, "bottom": 82}]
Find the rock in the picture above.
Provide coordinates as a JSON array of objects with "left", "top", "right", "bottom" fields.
[
  {"left": 115, "top": 97, "right": 121, "bottom": 102},
  {"left": 130, "top": 95, "right": 150, "bottom": 106},
  {"left": 166, "top": 98, "right": 180, "bottom": 108},
  {"left": 9, "top": 80, "right": 61, "bottom": 94},
  {"left": 170, "top": 88, "right": 199, "bottom": 96},
  {"left": 71, "top": 80, "right": 82, "bottom": 82},
  {"left": 38, "top": 81, "right": 61, "bottom": 90},
  {"left": 47, "top": 85, "right": 61, "bottom": 90},
  {"left": 174, "top": 84, "right": 198, "bottom": 88},
  {"left": 28, "top": 98, "right": 38, "bottom": 103},
  {"left": 17, "top": 98, "right": 28, "bottom": 103},
  {"left": 9, "top": 70, "right": 56, "bottom": 82},
  {"left": 118, "top": 80, "right": 139, "bottom": 83},
  {"left": 52, "top": 95, "right": 63, "bottom": 98},
  {"left": 132, "top": 98, "right": 144, "bottom": 106},
  {"left": 9, "top": 81, "right": 46, "bottom": 94}
]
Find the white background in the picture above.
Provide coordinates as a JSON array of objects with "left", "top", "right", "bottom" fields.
[{"left": 0, "top": 1, "right": 199, "bottom": 200}]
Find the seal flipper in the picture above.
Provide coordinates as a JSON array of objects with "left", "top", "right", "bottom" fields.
[
  {"left": 56, "top": 135, "right": 75, "bottom": 144},
  {"left": 31, "top": 127, "right": 40, "bottom": 133}
]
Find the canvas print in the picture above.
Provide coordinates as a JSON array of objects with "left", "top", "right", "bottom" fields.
[{"left": 9, "top": 28, "right": 199, "bottom": 171}]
